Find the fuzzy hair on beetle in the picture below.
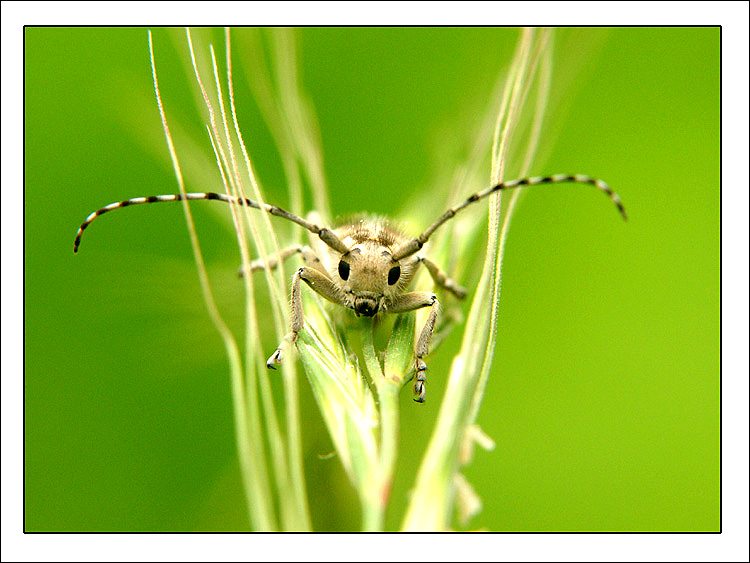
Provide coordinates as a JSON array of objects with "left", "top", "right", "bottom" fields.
[{"left": 74, "top": 174, "right": 626, "bottom": 402}]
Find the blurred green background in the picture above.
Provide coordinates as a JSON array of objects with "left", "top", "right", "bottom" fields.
[{"left": 24, "top": 27, "right": 719, "bottom": 531}]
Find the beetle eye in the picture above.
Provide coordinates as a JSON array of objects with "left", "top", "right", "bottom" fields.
[
  {"left": 388, "top": 265, "right": 401, "bottom": 286},
  {"left": 338, "top": 260, "right": 350, "bottom": 280}
]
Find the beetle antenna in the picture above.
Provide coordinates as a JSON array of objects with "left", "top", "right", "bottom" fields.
[
  {"left": 392, "top": 174, "right": 626, "bottom": 261},
  {"left": 73, "top": 192, "right": 348, "bottom": 254}
]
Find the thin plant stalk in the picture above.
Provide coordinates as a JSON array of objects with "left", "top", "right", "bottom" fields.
[
  {"left": 467, "top": 34, "right": 554, "bottom": 430},
  {"left": 148, "top": 31, "right": 276, "bottom": 531},
  {"left": 185, "top": 29, "right": 290, "bottom": 530},
  {"left": 205, "top": 125, "right": 302, "bottom": 530},
  {"left": 212, "top": 41, "right": 309, "bottom": 531},
  {"left": 181, "top": 27, "right": 311, "bottom": 530},
  {"left": 202, "top": 60, "right": 298, "bottom": 528},
  {"left": 226, "top": 29, "right": 312, "bottom": 525},
  {"left": 402, "top": 28, "right": 552, "bottom": 531},
  {"left": 209, "top": 30, "right": 313, "bottom": 530}
]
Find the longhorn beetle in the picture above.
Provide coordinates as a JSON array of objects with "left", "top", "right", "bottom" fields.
[{"left": 74, "top": 174, "right": 626, "bottom": 402}]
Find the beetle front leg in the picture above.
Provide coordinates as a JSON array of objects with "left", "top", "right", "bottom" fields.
[
  {"left": 266, "top": 266, "right": 347, "bottom": 368},
  {"left": 387, "top": 291, "right": 439, "bottom": 403}
]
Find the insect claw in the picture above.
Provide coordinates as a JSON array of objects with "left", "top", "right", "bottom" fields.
[
  {"left": 413, "top": 382, "right": 426, "bottom": 403},
  {"left": 266, "top": 349, "right": 282, "bottom": 369},
  {"left": 414, "top": 358, "right": 427, "bottom": 403}
]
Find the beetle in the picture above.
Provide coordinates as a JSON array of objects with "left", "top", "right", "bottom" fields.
[{"left": 74, "top": 173, "right": 626, "bottom": 401}]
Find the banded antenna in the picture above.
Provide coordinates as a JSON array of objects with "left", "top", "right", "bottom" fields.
[
  {"left": 392, "top": 174, "right": 626, "bottom": 261},
  {"left": 73, "top": 192, "right": 349, "bottom": 254},
  {"left": 74, "top": 174, "right": 626, "bottom": 257}
]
